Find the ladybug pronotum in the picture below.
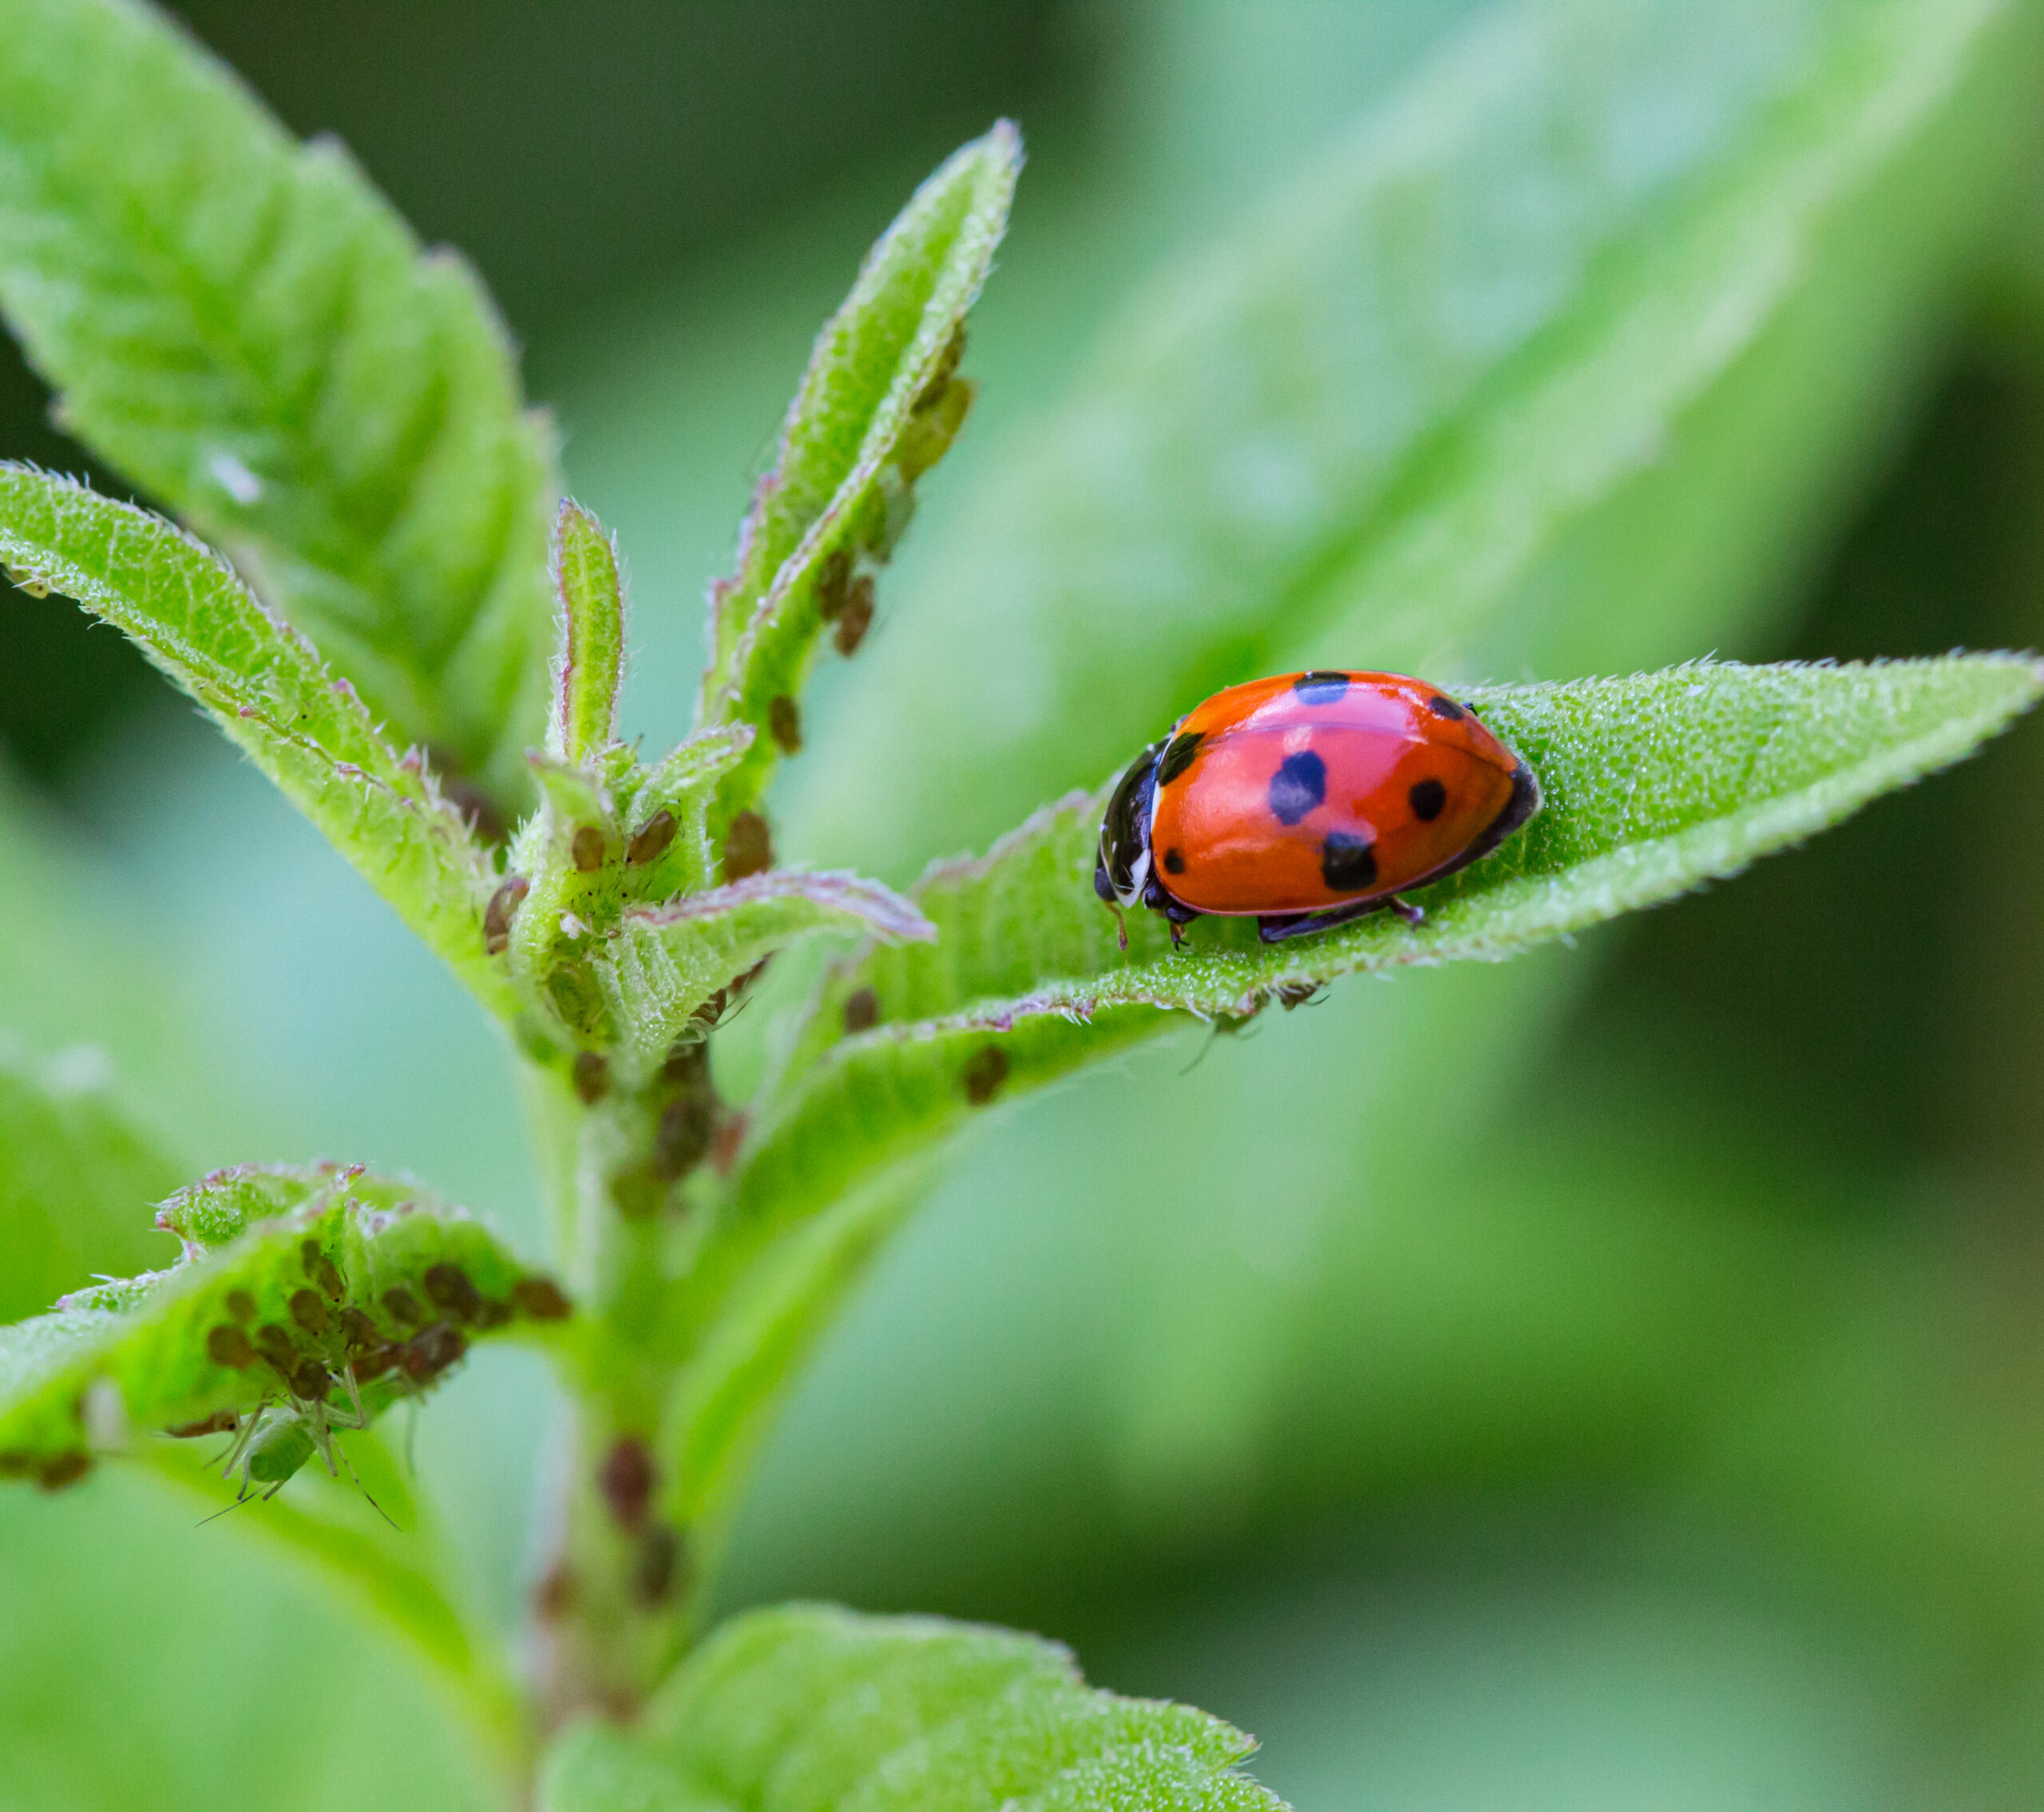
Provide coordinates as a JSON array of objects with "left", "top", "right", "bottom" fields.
[{"left": 1095, "top": 670, "right": 1540, "bottom": 945}]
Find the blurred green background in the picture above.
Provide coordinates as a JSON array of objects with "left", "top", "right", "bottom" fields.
[{"left": 4, "top": 3, "right": 2044, "bottom": 1808}]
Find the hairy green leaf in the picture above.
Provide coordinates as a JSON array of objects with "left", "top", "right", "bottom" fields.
[
  {"left": 552, "top": 499, "right": 626, "bottom": 765},
  {"left": 0, "top": 0, "right": 557, "bottom": 812},
  {"left": 539, "top": 1603, "right": 1284, "bottom": 1812},
  {"left": 0, "top": 1036, "right": 183, "bottom": 1322},
  {"left": 798, "top": 0, "right": 2035, "bottom": 875},
  {"left": 747, "top": 656, "right": 2042, "bottom": 1228},
  {"left": 592, "top": 872, "right": 933, "bottom": 1079},
  {"left": 0, "top": 469, "right": 514, "bottom": 1018},
  {"left": 0, "top": 1161, "right": 572, "bottom": 1487},
  {"left": 699, "top": 121, "right": 1020, "bottom": 829}
]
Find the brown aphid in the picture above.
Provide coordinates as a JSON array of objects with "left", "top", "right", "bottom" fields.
[
  {"left": 917, "top": 322, "right": 966, "bottom": 408},
  {"left": 710, "top": 1113, "right": 747, "bottom": 1175},
  {"left": 842, "top": 987, "right": 880, "bottom": 1035},
  {"left": 471, "top": 1299, "right": 513, "bottom": 1331},
  {"left": 400, "top": 1324, "right": 466, "bottom": 1382},
  {"left": 166, "top": 1410, "right": 240, "bottom": 1439},
  {"left": 572, "top": 1050, "right": 611, "bottom": 1105},
  {"left": 287, "top": 1288, "right": 329, "bottom": 1337},
  {"left": 291, "top": 1359, "right": 331, "bottom": 1404},
  {"left": 224, "top": 1289, "right": 258, "bottom": 1326},
  {"left": 534, "top": 1559, "right": 575, "bottom": 1621},
  {"left": 571, "top": 825, "right": 606, "bottom": 872},
  {"left": 511, "top": 1276, "right": 572, "bottom": 1321},
  {"left": 768, "top": 694, "right": 802, "bottom": 754},
  {"left": 723, "top": 810, "right": 773, "bottom": 880},
  {"left": 422, "top": 1263, "right": 482, "bottom": 1323},
  {"left": 660, "top": 1039, "right": 709, "bottom": 1087},
  {"left": 253, "top": 1324, "right": 298, "bottom": 1372},
  {"left": 814, "top": 547, "right": 852, "bottom": 621},
  {"left": 834, "top": 576, "right": 875, "bottom": 656},
  {"left": 339, "top": 1306, "right": 380, "bottom": 1347},
  {"left": 36, "top": 1452, "right": 90, "bottom": 1492},
  {"left": 626, "top": 809, "right": 677, "bottom": 868},
  {"left": 633, "top": 1525, "right": 682, "bottom": 1605},
  {"left": 382, "top": 1287, "right": 425, "bottom": 1328},
  {"left": 597, "top": 1436, "right": 654, "bottom": 1530},
  {"left": 352, "top": 1344, "right": 398, "bottom": 1383},
  {"left": 207, "top": 1325, "right": 257, "bottom": 1371},
  {"left": 0, "top": 1451, "right": 34, "bottom": 1478},
  {"left": 609, "top": 1161, "right": 664, "bottom": 1223},
  {"left": 963, "top": 1045, "right": 1009, "bottom": 1106},
  {"left": 483, "top": 876, "right": 531, "bottom": 955},
  {"left": 654, "top": 1094, "right": 714, "bottom": 1183}
]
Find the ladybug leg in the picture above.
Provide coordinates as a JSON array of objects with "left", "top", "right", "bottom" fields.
[
  {"left": 1257, "top": 897, "right": 1390, "bottom": 943},
  {"left": 1382, "top": 893, "right": 1424, "bottom": 927},
  {"left": 1163, "top": 897, "right": 1200, "bottom": 950}
]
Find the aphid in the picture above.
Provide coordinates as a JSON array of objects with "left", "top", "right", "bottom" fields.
[
  {"left": 834, "top": 576, "right": 875, "bottom": 655},
  {"left": 382, "top": 1286, "right": 426, "bottom": 1328},
  {"left": 511, "top": 1276, "right": 572, "bottom": 1321},
  {"left": 653, "top": 1094, "right": 713, "bottom": 1182},
  {"left": 36, "top": 1451, "right": 90, "bottom": 1491},
  {"left": 422, "top": 1263, "right": 482, "bottom": 1324},
  {"left": 634, "top": 1526, "right": 681, "bottom": 1605},
  {"left": 338, "top": 1306, "right": 380, "bottom": 1347},
  {"left": 165, "top": 1410, "right": 240, "bottom": 1439},
  {"left": 534, "top": 1560, "right": 575, "bottom": 1620},
  {"left": 399, "top": 1323, "right": 465, "bottom": 1382},
  {"left": 224, "top": 1289, "right": 259, "bottom": 1325},
  {"left": 768, "top": 694, "right": 802, "bottom": 754},
  {"left": 253, "top": 1323, "right": 298, "bottom": 1374},
  {"left": 962, "top": 1045, "right": 1008, "bottom": 1106},
  {"left": 207, "top": 1324, "right": 257, "bottom": 1370},
  {"left": 1095, "top": 671, "right": 1540, "bottom": 945},
  {"left": 571, "top": 825, "right": 606, "bottom": 872},
  {"left": 598, "top": 1436, "right": 653, "bottom": 1529},
  {"left": 572, "top": 1050, "right": 611, "bottom": 1105},
  {"left": 661, "top": 1040, "right": 709, "bottom": 1087},
  {"left": 814, "top": 548, "right": 852, "bottom": 621},
  {"left": 626, "top": 809, "right": 676, "bottom": 867},
  {"left": 723, "top": 811, "right": 773, "bottom": 880},
  {"left": 483, "top": 876, "right": 531, "bottom": 955},
  {"left": 842, "top": 987, "right": 880, "bottom": 1035},
  {"left": 287, "top": 1288, "right": 329, "bottom": 1337}
]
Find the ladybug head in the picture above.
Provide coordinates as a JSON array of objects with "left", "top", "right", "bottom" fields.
[{"left": 1095, "top": 740, "right": 1161, "bottom": 912}]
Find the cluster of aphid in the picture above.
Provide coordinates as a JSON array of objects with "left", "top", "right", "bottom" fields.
[{"left": 184, "top": 1240, "right": 571, "bottom": 1509}]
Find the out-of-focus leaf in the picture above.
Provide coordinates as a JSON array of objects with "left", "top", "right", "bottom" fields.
[
  {"left": 747, "top": 656, "right": 2042, "bottom": 1227},
  {"left": 0, "top": 1036, "right": 182, "bottom": 1322},
  {"left": 698, "top": 121, "right": 1020, "bottom": 831},
  {"left": 798, "top": 0, "right": 2037, "bottom": 875},
  {"left": 0, "top": 1161, "right": 570, "bottom": 1481},
  {"left": 538, "top": 1602, "right": 1285, "bottom": 1812},
  {"left": 0, "top": 469, "right": 514, "bottom": 1019},
  {"left": 0, "top": 0, "right": 557, "bottom": 813}
]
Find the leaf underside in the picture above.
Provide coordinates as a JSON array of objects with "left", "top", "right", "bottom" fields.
[{"left": 539, "top": 1603, "right": 1285, "bottom": 1812}]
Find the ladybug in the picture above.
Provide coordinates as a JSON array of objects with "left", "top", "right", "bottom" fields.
[{"left": 1095, "top": 670, "right": 1540, "bottom": 944}]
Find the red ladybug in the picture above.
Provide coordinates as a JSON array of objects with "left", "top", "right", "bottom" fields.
[{"left": 1095, "top": 670, "right": 1539, "bottom": 944}]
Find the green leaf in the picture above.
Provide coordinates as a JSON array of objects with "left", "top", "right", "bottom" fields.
[
  {"left": 798, "top": 0, "right": 2036, "bottom": 876},
  {"left": 0, "top": 1161, "right": 572, "bottom": 1486},
  {"left": 0, "top": 0, "right": 557, "bottom": 813},
  {"left": 592, "top": 872, "right": 934, "bottom": 1079},
  {"left": 0, "top": 1036, "right": 184, "bottom": 1322},
  {"left": 745, "top": 656, "right": 2043, "bottom": 1228},
  {"left": 552, "top": 499, "right": 626, "bottom": 765},
  {"left": 0, "top": 469, "right": 515, "bottom": 1019},
  {"left": 698, "top": 121, "right": 1020, "bottom": 829},
  {"left": 538, "top": 1603, "right": 1284, "bottom": 1812}
]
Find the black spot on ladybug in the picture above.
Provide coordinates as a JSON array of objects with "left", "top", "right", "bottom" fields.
[
  {"left": 842, "top": 986, "right": 880, "bottom": 1035},
  {"left": 1426, "top": 694, "right": 1467, "bottom": 721},
  {"left": 1409, "top": 777, "right": 1448, "bottom": 822},
  {"left": 1268, "top": 750, "right": 1326, "bottom": 825},
  {"left": 1293, "top": 671, "right": 1349, "bottom": 704},
  {"left": 1156, "top": 730, "right": 1204, "bottom": 788},
  {"left": 962, "top": 1046, "right": 1008, "bottom": 1106},
  {"left": 1163, "top": 847, "right": 1186, "bottom": 875},
  {"left": 1321, "top": 833, "right": 1378, "bottom": 892}
]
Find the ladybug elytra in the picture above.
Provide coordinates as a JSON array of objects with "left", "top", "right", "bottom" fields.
[{"left": 1095, "top": 670, "right": 1539, "bottom": 945}]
